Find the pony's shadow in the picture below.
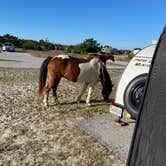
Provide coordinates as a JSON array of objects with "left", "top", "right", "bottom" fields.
[{"left": 50, "top": 99, "right": 111, "bottom": 107}]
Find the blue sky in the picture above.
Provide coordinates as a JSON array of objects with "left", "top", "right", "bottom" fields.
[{"left": 0, "top": 0, "right": 166, "bottom": 49}]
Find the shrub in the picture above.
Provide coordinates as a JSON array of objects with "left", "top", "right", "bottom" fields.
[{"left": 128, "top": 53, "right": 134, "bottom": 59}]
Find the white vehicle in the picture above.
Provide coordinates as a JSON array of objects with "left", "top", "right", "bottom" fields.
[
  {"left": 110, "top": 44, "right": 157, "bottom": 119},
  {"left": 2, "top": 42, "right": 15, "bottom": 51}
]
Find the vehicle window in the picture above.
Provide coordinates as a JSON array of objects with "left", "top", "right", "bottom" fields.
[{"left": 4, "top": 43, "right": 12, "bottom": 46}]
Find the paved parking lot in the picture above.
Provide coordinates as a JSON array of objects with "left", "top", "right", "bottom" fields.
[
  {"left": 76, "top": 113, "right": 135, "bottom": 161},
  {"left": 0, "top": 52, "right": 44, "bottom": 68}
]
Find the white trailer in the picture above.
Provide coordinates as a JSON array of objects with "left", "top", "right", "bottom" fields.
[{"left": 110, "top": 44, "right": 157, "bottom": 119}]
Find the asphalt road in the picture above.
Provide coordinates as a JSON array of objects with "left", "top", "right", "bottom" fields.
[
  {"left": 0, "top": 51, "right": 127, "bottom": 69},
  {"left": 0, "top": 52, "right": 44, "bottom": 68},
  {"left": 76, "top": 113, "right": 135, "bottom": 162}
]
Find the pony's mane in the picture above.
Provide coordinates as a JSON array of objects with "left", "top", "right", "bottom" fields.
[{"left": 100, "top": 64, "right": 113, "bottom": 101}]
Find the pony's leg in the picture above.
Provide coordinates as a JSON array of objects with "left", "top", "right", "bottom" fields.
[
  {"left": 43, "top": 85, "right": 51, "bottom": 107},
  {"left": 86, "top": 85, "right": 94, "bottom": 106},
  {"left": 52, "top": 77, "right": 61, "bottom": 104},
  {"left": 43, "top": 78, "right": 54, "bottom": 107},
  {"left": 76, "top": 83, "right": 88, "bottom": 103}
]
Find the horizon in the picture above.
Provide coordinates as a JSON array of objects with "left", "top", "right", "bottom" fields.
[
  {"left": 1, "top": 0, "right": 165, "bottom": 49},
  {"left": 0, "top": 33, "right": 139, "bottom": 50}
]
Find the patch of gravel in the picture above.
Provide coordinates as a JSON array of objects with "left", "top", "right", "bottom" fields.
[{"left": 0, "top": 68, "right": 124, "bottom": 165}]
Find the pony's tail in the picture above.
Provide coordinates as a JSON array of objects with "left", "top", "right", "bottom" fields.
[{"left": 38, "top": 56, "right": 52, "bottom": 96}]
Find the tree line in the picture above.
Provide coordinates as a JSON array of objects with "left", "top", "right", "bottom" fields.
[
  {"left": 0, "top": 34, "right": 131, "bottom": 55},
  {"left": 0, "top": 34, "right": 55, "bottom": 51}
]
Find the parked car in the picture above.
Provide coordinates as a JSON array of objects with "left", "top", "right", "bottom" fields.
[
  {"left": 2, "top": 42, "right": 15, "bottom": 51},
  {"left": 110, "top": 44, "right": 157, "bottom": 119}
]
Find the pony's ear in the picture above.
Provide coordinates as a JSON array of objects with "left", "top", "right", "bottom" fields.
[{"left": 109, "top": 55, "right": 115, "bottom": 62}]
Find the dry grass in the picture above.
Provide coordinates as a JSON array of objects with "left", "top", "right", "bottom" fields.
[
  {"left": 15, "top": 48, "right": 130, "bottom": 63},
  {"left": 26, "top": 50, "right": 88, "bottom": 59},
  {"left": 114, "top": 55, "right": 130, "bottom": 62},
  {"left": 26, "top": 50, "right": 62, "bottom": 58},
  {"left": 15, "top": 48, "right": 67, "bottom": 58},
  {"left": 0, "top": 68, "right": 124, "bottom": 165}
]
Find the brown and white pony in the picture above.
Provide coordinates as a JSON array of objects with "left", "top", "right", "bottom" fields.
[{"left": 38, "top": 54, "right": 113, "bottom": 107}]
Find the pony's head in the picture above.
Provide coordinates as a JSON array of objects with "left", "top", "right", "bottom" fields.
[
  {"left": 88, "top": 52, "right": 115, "bottom": 64},
  {"left": 108, "top": 54, "right": 115, "bottom": 62},
  {"left": 99, "top": 52, "right": 115, "bottom": 62},
  {"left": 99, "top": 63, "right": 113, "bottom": 101}
]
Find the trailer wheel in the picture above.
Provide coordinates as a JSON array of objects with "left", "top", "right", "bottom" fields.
[{"left": 124, "top": 74, "right": 147, "bottom": 119}]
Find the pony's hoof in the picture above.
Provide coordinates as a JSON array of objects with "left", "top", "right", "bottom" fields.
[
  {"left": 104, "top": 99, "right": 110, "bottom": 103},
  {"left": 86, "top": 103, "right": 91, "bottom": 107},
  {"left": 76, "top": 100, "right": 81, "bottom": 104},
  {"left": 54, "top": 99, "right": 60, "bottom": 105},
  {"left": 44, "top": 103, "right": 49, "bottom": 108}
]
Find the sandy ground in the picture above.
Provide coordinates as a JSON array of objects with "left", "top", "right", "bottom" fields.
[{"left": 0, "top": 68, "right": 125, "bottom": 165}]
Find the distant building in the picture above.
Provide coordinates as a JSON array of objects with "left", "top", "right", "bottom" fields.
[
  {"left": 101, "top": 46, "right": 111, "bottom": 53},
  {"left": 55, "top": 44, "right": 65, "bottom": 51},
  {"left": 152, "top": 40, "right": 158, "bottom": 45},
  {"left": 132, "top": 48, "right": 141, "bottom": 55}
]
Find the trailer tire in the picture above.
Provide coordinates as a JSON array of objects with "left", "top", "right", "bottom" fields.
[{"left": 124, "top": 74, "right": 147, "bottom": 119}]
